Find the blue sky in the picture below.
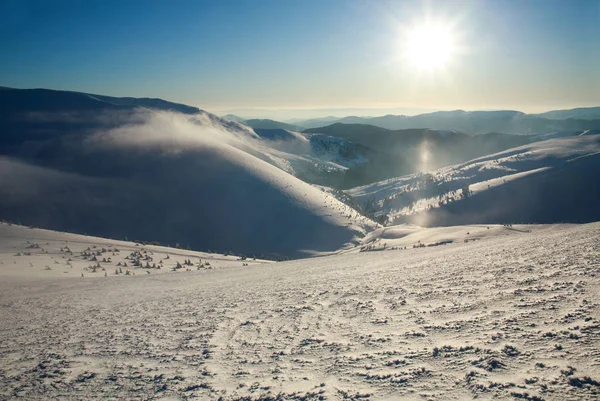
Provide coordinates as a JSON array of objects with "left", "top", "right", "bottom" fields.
[{"left": 1, "top": 0, "right": 598, "bottom": 117}]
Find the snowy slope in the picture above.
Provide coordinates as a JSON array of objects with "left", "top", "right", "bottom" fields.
[
  {"left": 1, "top": 221, "right": 599, "bottom": 400},
  {"left": 347, "top": 134, "right": 600, "bottom": 226},
  {"left": 0, "top": 110, "right": 375, "bottom": 258}
]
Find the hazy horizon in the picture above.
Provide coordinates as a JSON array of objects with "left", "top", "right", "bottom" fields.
[{"left": 211, "top": 104, "right": 600, "bottom": 121}]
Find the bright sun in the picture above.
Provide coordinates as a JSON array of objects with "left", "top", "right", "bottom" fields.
[{"left": 403, "top": 21, "right": 457, "bottom": 72}]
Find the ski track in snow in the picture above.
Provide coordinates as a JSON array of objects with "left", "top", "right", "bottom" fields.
[{"left": 0, "top": 222, "right": 599, "bottom": 400}]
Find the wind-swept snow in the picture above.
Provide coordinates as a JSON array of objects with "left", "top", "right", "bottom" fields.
[{"left": 1, "top": 222, "right": 599, "bottom": 400}]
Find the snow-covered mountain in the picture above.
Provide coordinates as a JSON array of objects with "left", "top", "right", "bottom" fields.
[
  {"left": 0, "top": 89, "right": 375, "bottom": 258},
  {"left": 346, "top": 134, "right": 600, "bottom": 226}
]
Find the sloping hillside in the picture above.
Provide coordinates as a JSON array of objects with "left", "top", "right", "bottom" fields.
[
  {"left": 0, "top": 89, "right": 375, "bottom": 258},
  {"left": 0, "top": 142, "right": 373, "bottom": 259},
  {"left": 347, "top": 134, "right": 600, "bottom": 226}
]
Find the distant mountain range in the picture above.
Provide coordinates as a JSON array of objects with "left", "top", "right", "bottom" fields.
[{"left": 224, "top": 107, "right": 600, "bottom": 135}]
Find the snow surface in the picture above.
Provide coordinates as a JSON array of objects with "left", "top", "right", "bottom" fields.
[{"left": 1, "top": 222, "right": 599, "bottom": 400}]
